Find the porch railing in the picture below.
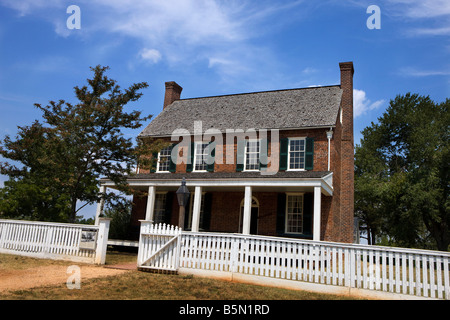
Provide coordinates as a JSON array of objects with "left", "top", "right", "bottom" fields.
[
  {"left": 178, "top": 231, "right": 450, "bottom": 300},
  {"left": 0, "top": 218, "right": 111, "bottom": 264}
]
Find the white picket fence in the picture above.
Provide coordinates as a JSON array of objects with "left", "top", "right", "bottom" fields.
[
  {"left": 180, "top": 231, "right": 450, "bottom": 299},
  {"left": 138, "top": 222, "right": 182, "bottom": 272},
  {"left": 137, "top": 223, "right": 450, "bottom": 299},
  {"left": 0, "top": 218, "right": 111, "bottom": 264}
]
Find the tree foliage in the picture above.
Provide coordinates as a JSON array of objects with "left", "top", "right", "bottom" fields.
[
  {"left": 355, "top": 93, "right": 449, "bottom": 251},
  {"left": 0, "top": 65, "right": 153, "bottom": 222}
]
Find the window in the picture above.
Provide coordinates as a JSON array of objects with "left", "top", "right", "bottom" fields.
[
  {"left": 193, "top": 142, "right": 209, "bottom": 172},
  {"left": 153, "top": 193, "right": 167, "bottom": 224},
  {"left": 285, "top": 194, "right": 304, "bottom": 234},
  {"left": 288, "top": 138, "right": 305, "bottom": 170},
  {"left": 245, "top": 140, "right": 260, "bottom": 171},
  {"left": 156, "top": 147, "right": 172, "bottom": 172}
]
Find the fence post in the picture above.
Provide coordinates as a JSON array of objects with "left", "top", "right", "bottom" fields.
[
  {"left": 0, "top": 222, "right": 5, "bottom": 249},
  {"left": 94, "top": 218, "right": 111, "bottom": 265},
  {"left": 138, "top": 220, "right": 153, "bottom": 267}
]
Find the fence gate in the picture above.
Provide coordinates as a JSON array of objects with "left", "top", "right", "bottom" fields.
[{"left": 137, "top": 222, "right": 182, "bottom": 273}]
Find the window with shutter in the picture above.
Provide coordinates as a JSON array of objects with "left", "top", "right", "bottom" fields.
[{"left": 284, "top": 137, "right": 314, "bottom": 171}]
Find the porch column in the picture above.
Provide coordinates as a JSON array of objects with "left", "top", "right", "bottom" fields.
[
  {"left": 242, "top": 186, "right": 252, "bottom": 235},
  {"left": 145, "top": 186, "right": 156, "bottom": 222},
  {"left": 313, "top": 186, "right": 321, "bottom": 241},
  {"left": 191, "top": 186, "right": 202, "bottom": 232},
  {"left": 95, "top": 185, "right": 106, "bottom": 225}
]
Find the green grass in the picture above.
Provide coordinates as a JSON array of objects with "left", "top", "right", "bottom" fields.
[{"left": 0, "top": 251, "right": 362, "bottom": 300}]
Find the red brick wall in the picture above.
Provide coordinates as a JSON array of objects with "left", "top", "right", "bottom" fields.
[{"left": 132, "top": 62, "right": 355, "bottom": 243}]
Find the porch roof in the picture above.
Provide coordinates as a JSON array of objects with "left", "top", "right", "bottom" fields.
[{"left": 100, "top": 171, "right": 333, "bottom": 196}]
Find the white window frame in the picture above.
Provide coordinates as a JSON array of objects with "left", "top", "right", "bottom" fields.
[
  {"left": 193, "top": 142, "right": 209, "bottom": 172},
  {"left": 285, "top": 193, "right": 304, "bottom": 234},
  {"left": 244, "top": 139, "right": 261, "bottom": 172},
  {"left": 156, "top": 147, "right": 172, "bottom": 173},
  {"left": 287, "top": 137, "right": 306, "bottom": 171}
]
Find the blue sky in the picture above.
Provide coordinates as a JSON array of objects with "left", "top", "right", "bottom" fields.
[{"left": 0, "top": 0, "right": 449, "bottom": 219}]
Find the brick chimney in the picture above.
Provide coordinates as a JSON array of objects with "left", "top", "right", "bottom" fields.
[
  {"left": 338, "top": 61, "right": 354, "bottom": 243},
  {"left": 163, "top": 81, "right": 183, "bottom": 109},
  {"left": 339, "top": 62, "right": 354, "bottom": 142}
]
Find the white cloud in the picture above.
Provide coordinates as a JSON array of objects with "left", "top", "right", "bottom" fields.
[
  {"left": 398, "top": 67, "right": 450, "bottom": 77},
  {"left": 0, "top": 0, "right": 305, "bottom": 84},
  {"left": 353, "top": 89, "right": 385, "bottom": 118},
  {"left": 384, "top": 0, "right": 450, "bottom": 37},
  {"left": 386, "top": 0, "right": 450, "bottom": 19},
  {"left": 409, "top": 26, "right": 450, "bottom": 37},
  {"left": 139, "top": 48, "right": 162, "bottom": 64}
]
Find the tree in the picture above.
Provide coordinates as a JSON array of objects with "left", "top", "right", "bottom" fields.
[
  {"left": 0, "top": 65, "right": 152, "bottom": 222},
  {"left": 355, "top": 93, "right": 449, "bottom": 251}
]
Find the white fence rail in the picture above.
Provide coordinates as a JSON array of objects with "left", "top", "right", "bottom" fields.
[
  {"left": 0, "top": 218, "right": 111, "bottom": 264},
  {"left": 177, "top": 231, "right": 450, "bottom": 300}
]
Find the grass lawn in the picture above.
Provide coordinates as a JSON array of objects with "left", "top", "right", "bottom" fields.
[{"left": 0, "top": 250, "right": 362, "bottom": 300}]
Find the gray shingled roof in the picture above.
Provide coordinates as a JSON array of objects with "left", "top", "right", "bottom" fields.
[{"left": 139, "top": 85, "right": 342, "bottom": 137}]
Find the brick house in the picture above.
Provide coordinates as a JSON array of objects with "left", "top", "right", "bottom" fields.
[{"left": 99, "top": 61, "right": 355, "bottom": 244}]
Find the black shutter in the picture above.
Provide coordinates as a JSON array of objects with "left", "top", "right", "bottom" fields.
[
  {"left": 169, "top": 144, "right": 177, "bottom": 173},
  {"left": 207, "top": 142, "right": 215, "bottom": 172},
  {"left": 164, "top": 192, "right": 173, "bottom": 225},
  {"left": 150, "top": 152, "right": 158, "bottom": 173},
  {"left": 303, "top": 193, "right": 313, "bottom": 237},
  {"left": 236, "top": 139, "right": 245, "bottom": 172},
  {"left": 259, "top": 139, "right": 268, "bottom": 171},
  {"left": 184, "top": 195, "right": 191, "bottom": 230},
  {"left": 186, "top": 142, "right": 194, "bottom": 172},
  {"left": 276, "top": 193, "right": 286, "bottom": 235},
  {"left": 202, "top": 193, "right": 213, "bottom": 231},
  {"left": 305, "top": 137, "right": 314, "bottom": 170},
  {"left": 279, "top": 138, "right": 288, "bottom": 171}
]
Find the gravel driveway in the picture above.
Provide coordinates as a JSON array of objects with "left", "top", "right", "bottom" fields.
[{"left": 0, "top": 263, "right": 132, "bottom": 292}]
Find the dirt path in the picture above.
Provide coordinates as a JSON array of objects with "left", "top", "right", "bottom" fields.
[{"left": 0, "top": 264, "right": 133, "bottom": 292}]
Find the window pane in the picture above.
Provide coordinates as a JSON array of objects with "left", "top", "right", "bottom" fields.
[
  {"left": 157, "top": 147, "right": 172, "bottom": 172},
  {"left": 286, "top": 195, "right": 303, "bottom": 233},
  {"left": 194, "top": 143, "right": 209, "bottom": 171},
  {"left": 289, "top": 139, "right": 305, "bottom": 170},
  {"left": 245, "top": 140, "right": 260, "bottom": 170}
]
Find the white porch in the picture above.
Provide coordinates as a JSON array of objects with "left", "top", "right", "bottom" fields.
[{"left": 97, "top": 172, "right": 333, "bottom": 242}]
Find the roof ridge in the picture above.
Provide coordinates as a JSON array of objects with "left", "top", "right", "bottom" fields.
[{"left": 177, "top": 84, "right": 341, "bottom": 102}]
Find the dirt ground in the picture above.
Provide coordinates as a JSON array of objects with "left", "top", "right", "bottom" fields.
[{"left": 0, "top": 264, "right": 133, "bottom": 293}]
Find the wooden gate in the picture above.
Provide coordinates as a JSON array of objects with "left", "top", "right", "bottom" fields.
[{"left": 137, "top": 222, "right": 182, "bottom": 273}]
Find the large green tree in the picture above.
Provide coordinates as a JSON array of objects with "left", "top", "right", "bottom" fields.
[
  {"left": 355, "top": 93, "right": 449, "bottom": 251},
  {"left": 0, "top": 65, "right": 151, "bottom": 223}
]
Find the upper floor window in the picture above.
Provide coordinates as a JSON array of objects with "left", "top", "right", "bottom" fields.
[
  {"left": 245, "top": 140, "right": 260, "bottom": 171},
  {"left": 156, "top": 147, "right": 172, "bottom": 172},
  {"left": 193, "top": 142, "right": 209, "bottom": 172},
  {"left": 288, "top": 138, "right": 306, "bottom": 170}
]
